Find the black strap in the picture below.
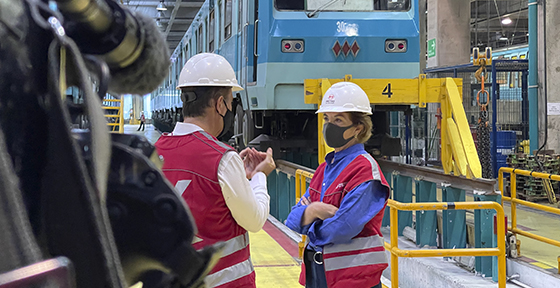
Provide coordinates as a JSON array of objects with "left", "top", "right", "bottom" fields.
[
  {"left": 0, "top": 0, "right": 44, "bottom": 276},
  {"left": 42, "top": 39, "right": 126, "bottom": 288},
  {"left": 0, "top": 125, "right": 43, "bottom": 273}
]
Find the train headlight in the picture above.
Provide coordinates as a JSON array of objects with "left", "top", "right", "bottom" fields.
[
  {"left": 282, "top": 40, "right": 304, "bottom": 53},
  {"left": 385, "top": 40, "right": 407, "bottom": 53}
]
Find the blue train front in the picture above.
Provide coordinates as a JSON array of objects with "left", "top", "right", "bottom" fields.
[{"left": 152, "top": 0, "right": 420, "bottom": 152}]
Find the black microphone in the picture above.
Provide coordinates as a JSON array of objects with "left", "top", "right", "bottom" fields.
[{"left": 55, "top": 0, "right": 170, "bottom": 95}]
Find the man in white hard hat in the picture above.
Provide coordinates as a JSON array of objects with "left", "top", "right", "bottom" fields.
[
  {"left": 155, "top": 53, "right": 275, "bottom": 288},
  {"left": 285, "top": 82, "right": 389, "bottom": 288}
]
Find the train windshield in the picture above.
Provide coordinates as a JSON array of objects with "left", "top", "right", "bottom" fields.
[{"left": 275, "top": 0, "right": 411, "bottom": 11}]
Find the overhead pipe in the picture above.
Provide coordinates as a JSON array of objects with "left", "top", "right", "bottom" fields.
[{"left": 528, "top": 0, "right": 539, "bottom": 153}]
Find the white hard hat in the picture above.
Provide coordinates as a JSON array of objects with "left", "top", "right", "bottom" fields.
[
  {"left": 316, "top": 82, "right": 372, "bottom": 115},
  {"left": 177, "top": 53, "right": 243, "bottom": 91}
]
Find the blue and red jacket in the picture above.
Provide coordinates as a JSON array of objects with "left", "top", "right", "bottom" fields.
[{"left": 286, "top": 144, "right": 390, "bottom": 288}]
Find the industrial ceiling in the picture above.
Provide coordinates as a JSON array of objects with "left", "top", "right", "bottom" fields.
[
  {"left": 122, "top": 0, "right": 204, "bottom": 53},
  {"left": 471, "top": 0, "right": 529, "bottom": 49}
]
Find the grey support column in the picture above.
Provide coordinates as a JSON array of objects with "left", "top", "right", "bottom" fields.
[
  {"left": 426, "top": 0, "right": 470, "bottom": 68},
  {"left": 545, "top": 0, "right": 560, "bottom": 152}
]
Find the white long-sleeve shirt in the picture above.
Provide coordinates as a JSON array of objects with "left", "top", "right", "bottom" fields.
[{"left": 171, "top": 122, "right": 270, "bottom": 232}]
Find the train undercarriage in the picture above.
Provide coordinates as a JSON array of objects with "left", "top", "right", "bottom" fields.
[{"left": 152, "top": 105, "right": 404, "bottom": 163}]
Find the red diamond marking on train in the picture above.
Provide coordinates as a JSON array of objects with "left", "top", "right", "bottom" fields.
[
  {"left": 350, "top": 41, "right": 360, "bottom": 57},
  {"left": 332, "top": 41, "right": 341, "bottom": 57},
  {"left": 342, "top": 41, "right": 351, "bottom": 57}
]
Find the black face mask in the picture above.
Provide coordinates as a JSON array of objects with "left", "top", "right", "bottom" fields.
[
  {"left": 323, "top": 122, "right": 355, "bottom": 148},
  {"left": 218, "top": 99, "right": 234, "bottom": 139}
]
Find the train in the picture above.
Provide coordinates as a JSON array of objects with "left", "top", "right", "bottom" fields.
[
  {"left": 151, "top": 0, "right": 420, "bottom": 157},
  {"left": 491, "top": 44, "right": 528, "bottom": 60}
]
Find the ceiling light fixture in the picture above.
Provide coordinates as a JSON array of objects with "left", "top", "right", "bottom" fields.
[
  {"left": 501, "top": 17, "right": 512, "bottom": 25},
  {"left": 156, "top": 19, "right": 163, "bottom": 28},
  {"left": 156, "top": 1, "right": 167, "bottom": 11},
  {"left": 157, "top": 11, "right": 165, "bottom": 18}
]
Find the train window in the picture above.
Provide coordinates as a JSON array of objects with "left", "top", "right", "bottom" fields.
[
  {"left": 238, "top": 0, "right": 243, "bottom": 32},
  {"left": 190, "top": 39, "right": 194, "bottom": 56},
  {"left": 197, "top": 25, "right": 203, "bottom": 53},
  {"left": 374, "top": 0, "right": 410, "bottom": 10},
  {"left": 225, "top": 0, "right": 232, "bottom": 40},
  {"left": 520, "top": 54, "right": 526, "bottom": 59},
  {"left": 274, "top": 0, "right": 410, "bottom": 11},
  {"left": 209, "top": 10, "right": 215, "bottom": 52},
  {"left": 510, "top": 56, "right": 517, "bottom": 88},
  {"left": 275, "top": 0, "right": 304, "bottom": 10},
  {"left": 218, "top": 0, "right": 223, "bottom": 45}
]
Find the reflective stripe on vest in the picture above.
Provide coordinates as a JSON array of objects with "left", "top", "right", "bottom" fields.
[
  {"left": 203, "top": 233, "right": 252, "bottom": 287},
  {"left": 361, "top": 153, "right": 385, "bottom": 185},
  {"left": 323, "top": 235, "right": 387, "bottom": 272},
  {"left": 220, "top": 233, "right": 249, "bottom": 258},
  {"left": 205, "top": 258, "right": 254, "bottom": 288}
]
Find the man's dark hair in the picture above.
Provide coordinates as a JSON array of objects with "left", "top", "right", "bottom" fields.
[{"left": 181, "top": 86, "right": 232, "bottom": 118}]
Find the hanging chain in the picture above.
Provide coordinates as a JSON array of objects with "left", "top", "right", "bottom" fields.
[{"left": 476, "top": 64, "right": 493, "bottom": 179}]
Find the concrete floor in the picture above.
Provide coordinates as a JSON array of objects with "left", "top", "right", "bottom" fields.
[{"left": 123, "top": 124, "right": 161, "bottom": 145}]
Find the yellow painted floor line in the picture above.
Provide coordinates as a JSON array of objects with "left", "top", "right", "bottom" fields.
[
  {"left": 249, "top": 230, "right": 302, "bottom": 287},
  {"left": 531, "top": 262, "right": 555, "bottom": 270}
]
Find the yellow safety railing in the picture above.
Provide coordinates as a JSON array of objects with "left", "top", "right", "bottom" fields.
[
  {"left": 498, "top": 167, "right": 560, "bottom": 272},
  {"left": 384, "top": 199, "right": 506, "bottom": 288},
  {"left": 295, "top": 169, "right": 314, "bottom": 259}
]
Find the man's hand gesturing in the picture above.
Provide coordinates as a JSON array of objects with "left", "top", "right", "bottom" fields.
[{"left": 240, "top": 147, "right": 276, "bottom": 179}]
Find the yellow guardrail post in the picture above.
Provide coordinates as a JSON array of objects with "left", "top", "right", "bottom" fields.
[
  {"left": 119, "top": 97, "right": 124, "bottom": 133},
  {"left": 295, "top": 170, "right": 305, "bottom": 259},
  {"left": 390, "top": 205, "right": 399, "bottom": 288},
  {"left": 499, "top": 170, "right": 504, "bottom": 206},
  {"left": 295, "top": 169, "right": 312, "bottom": 260},
  {"left": 385, "top": 200, "right": 506, "bottom": 288},
  {"left": 510, "top": 170, "right": 517, "bottom": 232}
]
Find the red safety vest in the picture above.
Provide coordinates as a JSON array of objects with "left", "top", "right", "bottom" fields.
[
  {"left": 299, "top": 153, "right": 390, "bottom": 288},
  {"left": 155, "top": 130, "right": 255, "bottom": 288}
]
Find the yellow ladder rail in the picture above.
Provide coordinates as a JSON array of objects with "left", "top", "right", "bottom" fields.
[{"left": 102, "top": 96, "right": 124, "bottom": 133}]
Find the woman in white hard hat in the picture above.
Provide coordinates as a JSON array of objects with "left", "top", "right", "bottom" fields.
[
  {"left": 155, "top": 53, "right": 275, "bottom": 288},
  {"left": 286, "top": 82, "right": 390, "bottom": 288}
]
